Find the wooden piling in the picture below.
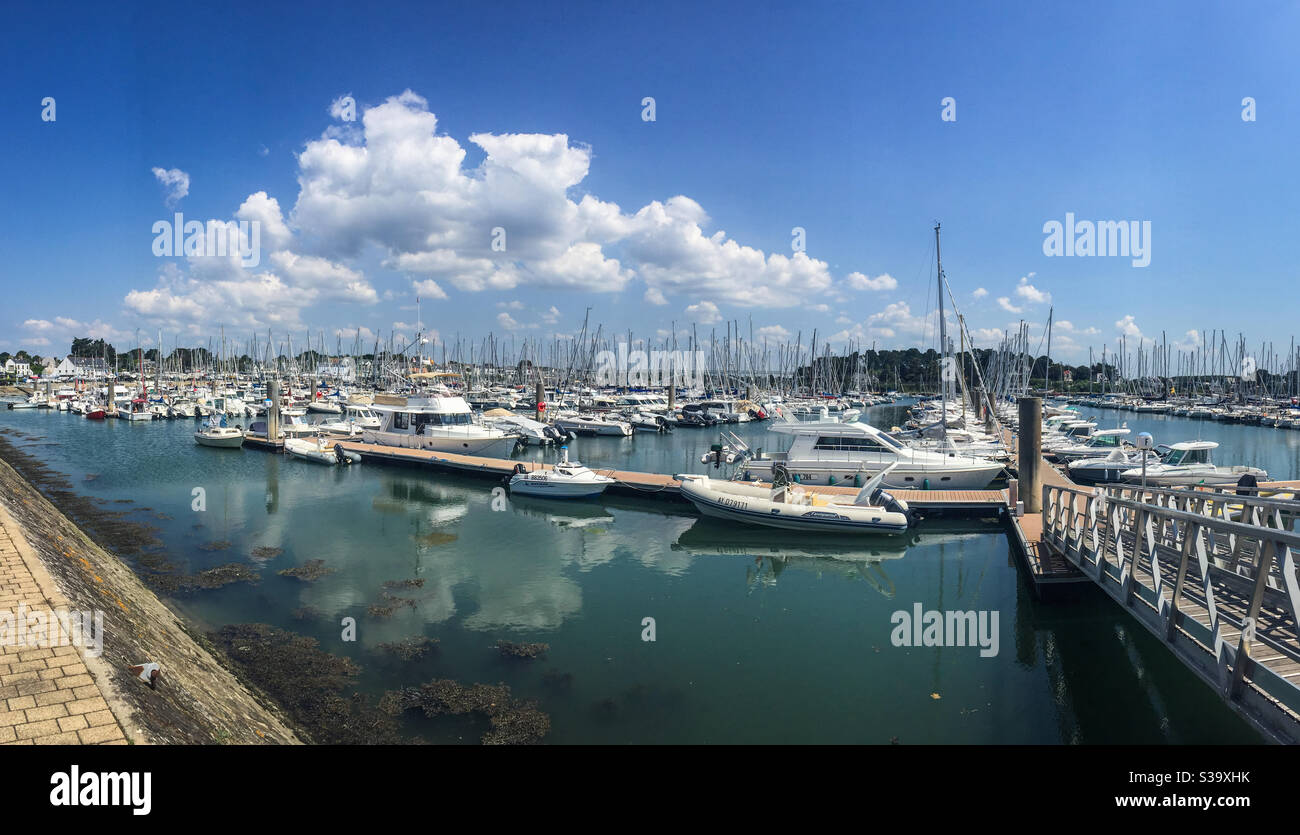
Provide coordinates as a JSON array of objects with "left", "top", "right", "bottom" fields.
[
  {"left": 1018, "top": 396, "right": 1043, "bottom": 513},
  {"left": 267, "top": 379, "right": 281, "bottom": 440}
]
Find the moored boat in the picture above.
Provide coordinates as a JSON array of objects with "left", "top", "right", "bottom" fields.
[
  {"left": 507, "top": 447, "right": 615, "bottom": 498},
  {"left": 194, "top": 416, "right": 245, "bottom": 448},
  {"left": 677, "top": 463, "right": 917, "bottom": 533},
  {"left": 285, "top": 434, "right": 351, "bottom": 465}
]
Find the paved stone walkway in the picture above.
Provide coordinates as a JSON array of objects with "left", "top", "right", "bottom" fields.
[{"left": 0, "top": 515, "right": 127, "bottom": 744}]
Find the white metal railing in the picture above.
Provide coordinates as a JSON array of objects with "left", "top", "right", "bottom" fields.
[{"left": 1040, "top": 481, "right": 1300, "bottom": 741}]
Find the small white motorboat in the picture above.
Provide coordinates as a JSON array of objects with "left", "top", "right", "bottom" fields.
[
  {"left": 1121, "top": 441, "right": 1268, "bottom": 487},
  {"left": 285, "top": 434, "right": 352, "bottom": 465},
  {"left": 194, "top": 415, "right": 245, "bottom": 448},
  {"left": 677, "top": 463, "right": 916, "bottom": 534},
  {"left": 507, "top": 447, "right": 615, "bottom": 499}
]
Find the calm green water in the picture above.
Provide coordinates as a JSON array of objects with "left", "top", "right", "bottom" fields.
[{"left": 0, "top": 402, "right": 1264, "bottom": 743}]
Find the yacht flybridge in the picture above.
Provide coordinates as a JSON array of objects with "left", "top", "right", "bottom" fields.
[
  {"left": 362, "top": 389, "right": 521, "bottom": 458},
  {"left": 740, "top": 419, "right": 1005, "bottom": 489}
]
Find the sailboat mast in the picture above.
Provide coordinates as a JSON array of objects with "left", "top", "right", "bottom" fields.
[{"left": 935, "top": 223, "right": 947, "bottom": 435}]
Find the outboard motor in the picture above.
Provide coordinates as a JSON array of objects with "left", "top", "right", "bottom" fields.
[{"left": 872, "top": 487, "right": 921, "bottom": 527}]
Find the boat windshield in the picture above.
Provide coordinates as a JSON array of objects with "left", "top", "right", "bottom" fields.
[
  {"left": 1090, "top": 434, "right": 1121, "bottom": 448},
  {"left": 813, "top": 435, "right": 887, "bottom": 452},
  {"left": 1164, "top": 448, "right": 1209, "bottom": 466}
]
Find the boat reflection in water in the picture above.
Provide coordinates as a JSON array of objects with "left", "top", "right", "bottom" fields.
[
  {"left": 508, "top": 495, "right": 616, "bottom": 529},
  {"left": 672, "top": 518, "right": 917, "bottom": 598}
]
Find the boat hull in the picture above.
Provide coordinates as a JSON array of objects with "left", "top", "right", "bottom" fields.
[
  {"left": 194, "top": 432, "right": 245, "bottom": 448},
  {"left": 679, "top": 478, "right": 910, "bottom": 533},
  {"left": 1122, "top": 468, "right": 1268, "bottom": 487},
  {"left": 742, "top": 459, "right": 1001, "bottom": 489},
  {"left": 361, "top": 430, "right": 520, "bottom": 459},
  {"left": 508, "top": 476, "right": 611, "bottom": 498},
  {"left": 285, "top": 438, "right": 340, "bottom": 464}
]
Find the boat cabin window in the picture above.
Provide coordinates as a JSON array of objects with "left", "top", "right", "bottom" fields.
[
  {"left": 1091, "top": 434, "right": 1120, "bottom": 447},
  {"left": 813, "top": 435, "right": 885, "bottom": 452},
  {"left": 394, "top": 412, "right": 410, "bottom": 430},
  {"left": 414, "top": 412, "right": 472, "bottom": 428},
  {"left": 1164, "top": 448, "right": 1209, "bottom": 466}
]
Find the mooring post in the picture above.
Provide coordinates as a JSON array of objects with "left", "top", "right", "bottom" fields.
[
  {"left": 1018, "top": 396, "right": 1043, "bottom": 513},
  {"left": 668, "top": 384, "right": 676, "bottom": 412},
  {"left": 534, "top": 378, "right": 544, "bottom": 422},
  {"left": 267, "top": 379, "right": 281, "bottom": 441},
  {"left": 107, "top": 376, "right": 115, "bottom": 413}
]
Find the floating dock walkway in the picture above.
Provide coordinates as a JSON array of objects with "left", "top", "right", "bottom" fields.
[{"left": 332, "top": 441, "right": 1009, "bottom": 516}]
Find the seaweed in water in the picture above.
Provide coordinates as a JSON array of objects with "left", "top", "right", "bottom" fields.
[
  {"left": 291, "top": 606, "right": 325, "bottom": 622},
  {"left": 211, "top": 623, "right": 407, "bottom": 745},
  {"left": 382, "top": 578, "right": 425, "bottom": 590},
  {"left": 198, "top": 540, "right": 233, "bottom": 552},
  {"left": 250, "top": 546, "right": 283, "bottom": 561},
  {"left": 496, "top": 640, "right": 549, "bottom": 660},
  {"left": 377, "top": 636, "right": 440, "bottom": 661},
  {"left": 277, "top": 559, "right": 335, "bottom": 582},
  {"left": 368, "top": 590, "right": 418, "bottom": 618},
  {"left": 185, "top": 563, "right": 261, "bottom": 590},
  {"left": 379, "top": 679, "right": 550, "bottom": 744}
]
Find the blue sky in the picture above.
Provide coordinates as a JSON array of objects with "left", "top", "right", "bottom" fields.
[{"left": 2, "top": 0, "right": 1297, "bottom": 364}]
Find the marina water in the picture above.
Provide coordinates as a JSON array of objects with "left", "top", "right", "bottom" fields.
[{"left": 0, "top": 401, "right": 1267, "bottom": 743}]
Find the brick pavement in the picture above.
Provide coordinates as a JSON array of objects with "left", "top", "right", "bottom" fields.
[{"left": 0, "top": 515, "right": 128, "bottom": 745}]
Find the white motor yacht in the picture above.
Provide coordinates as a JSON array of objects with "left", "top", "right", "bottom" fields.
[
  {"left": 741, "top": 419, "right": 1004, "bottom": 489},
  {"left": 363, "top": 390, "right": 521, "bottom": 458}
]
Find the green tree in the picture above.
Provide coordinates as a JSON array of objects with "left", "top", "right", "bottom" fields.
[{"left": 70, "top": 337, "right": 116, "bottom": 364}]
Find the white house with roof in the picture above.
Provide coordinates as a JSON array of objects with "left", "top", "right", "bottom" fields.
[
  {"left": 55, "top": 357, "right": 111, "bottom": 378},
  {"left": 4, "top": 358, "right": 31, "bottom": 378}
]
